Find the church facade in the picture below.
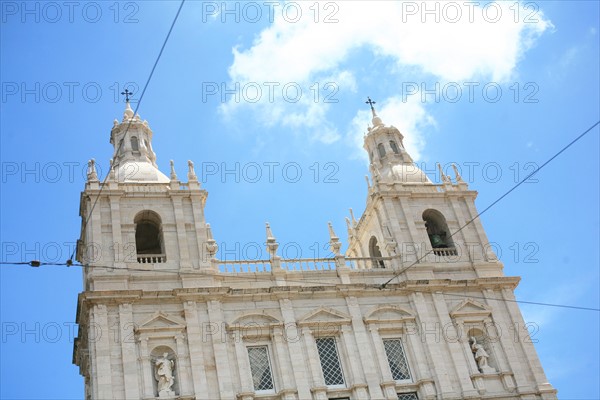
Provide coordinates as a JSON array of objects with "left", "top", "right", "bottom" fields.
[{"left": 73, "top": 101, "right": 557, "bottom": 400}]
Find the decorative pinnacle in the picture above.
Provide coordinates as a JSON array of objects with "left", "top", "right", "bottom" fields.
[
  {"left": 327, "top": 222, "right": 339, "bottom": 241},
  {"left": 205, "top": 223, "right": 218, "bottom": 258},
  {"left": 328, "top": 222, "right": 342, "bottom": 255},
  {"left": 187, "top": 160, "right": 197, "bottom": 181},
  {"left": 170, "top": 160, "right": 178, "bottom": 181},
  {"left": 265, "top": 222, "right": 279, "bottom": 258},
  {"left": 87, "top": 159, "right": 98, "bottom": 181},
  {"left": 452, "top": 163, "right": 464, "bottom": 183},
  {"left": 438, "top": 163, "right": 451, "bottom": 183}
]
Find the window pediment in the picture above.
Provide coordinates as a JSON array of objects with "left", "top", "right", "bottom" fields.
[
  {"left": 228, "top": 312, "right": 283, "bottom": 332},
  {"left": 298, "top": 307, "right": 351, "bottom": 327},
  {"left": 449, "top": 298, "right": 492, "bottom": 320},
  {"left": 364, "top": 305, "right": 415, "bottom": 325},
  {"left": 135, "top": 311, "right": 186, "bottom": 335}
]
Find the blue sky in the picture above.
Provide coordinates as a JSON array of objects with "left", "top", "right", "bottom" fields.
[{"left": 1, "top": 1, "right": 599, "bottom": 399}]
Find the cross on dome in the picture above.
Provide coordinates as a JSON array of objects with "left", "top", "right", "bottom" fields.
[
  {"left": 121, "top": 88, "right": 133, "bottom": 102},
  {"left": 365, "top": 96, "right": 383, "bottom": 127}
]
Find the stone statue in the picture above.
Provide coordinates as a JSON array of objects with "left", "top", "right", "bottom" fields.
[
  {"left": 470, "top": 337, "right": 494, "bottom": 374},
  {"left": 187, "top": 160, "right": 197, "bottom": 181},
  {"left": 154, "top": 353, "right": 175, "bottom": 397},
  {"left": 87, "top": 159, "right": 98, "bottom": 181}
]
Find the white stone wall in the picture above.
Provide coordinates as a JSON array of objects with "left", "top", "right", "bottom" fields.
[
  {"left": 75, "top": 280, "right": 557, "bottom": 400},
  {"left": 74, "top": 107, "right": 555, "bottom": 399}
]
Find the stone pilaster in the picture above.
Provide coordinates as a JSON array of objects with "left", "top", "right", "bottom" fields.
[
  {"left": 182, "top": 300, "right": 209, "bottom": 397},
  {"left": 118, "top": 303, "right": 140, "bottom": 399}
]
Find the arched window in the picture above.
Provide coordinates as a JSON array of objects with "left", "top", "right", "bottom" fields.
[
  {"left": 377, "top": 143, "right": 386, "bottom": 158},
  {"left": 134, "top": 210, "right": 165, "bottom": 263},
  {"left": 422, "top": 209, "right": 456, "bottom": 256},
  {"left": 390, "top": 140, "right": 400, "bottom": 154},
  {"left": 369, "top": 236, "right": 385, "bottom": 268},
  {"left": 131, "top": 136, "right": 139, "bottom": 152}
]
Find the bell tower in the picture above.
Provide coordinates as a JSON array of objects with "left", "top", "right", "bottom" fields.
[
  {"left": 346, "top": 98, "right": 500, "bottom": 276},
  {"left": 73, "top": 97, "right": 556, "bottom": 400},
  {"left": 74, "top": 100, "right": 216, "bottom": 399}
]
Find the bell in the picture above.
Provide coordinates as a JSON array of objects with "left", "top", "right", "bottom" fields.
[{"left": 429, "top": 234, "right": 447, "bottom": 248}]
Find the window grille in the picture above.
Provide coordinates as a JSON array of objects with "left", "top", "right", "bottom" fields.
[
  {"left": 315, "top": 337, "right": 345, "bottom": 386},
  {"left": 247, "top": 346, "right": 274, "bottom": 391},
  {"left": 383, "top": 338, "right": 411, "bottom": 381},
  {"left": 397, "top": 393, "right": 418, "bottom": 400}
]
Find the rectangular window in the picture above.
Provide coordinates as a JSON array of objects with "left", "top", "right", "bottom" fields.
[
  {"left": 247, "top": 346, "right": 274, "bottom": 391},
  {"left": 383, "top": 338, "right": 411, "bottom": 381},
  {"left": 397, "top": 393, "right": 418, "bottom": 400},
  {"left": 315, "top": 337, "right": 345, "bottom": 386}
]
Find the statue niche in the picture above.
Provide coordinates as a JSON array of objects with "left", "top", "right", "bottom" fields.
[
  {"left": 152, "top": 349, "right": 177, "bottom": 398},
  {"left": 469, "top": 336, "right": 496, "bottom": 374}
]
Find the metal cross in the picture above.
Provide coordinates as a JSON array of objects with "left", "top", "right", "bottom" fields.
[
  {"left": 121, "top": 89, "right": 133, "bottom": 102},
  {"left": 365, "top": 97, "right": 376, "bottom": 110}
]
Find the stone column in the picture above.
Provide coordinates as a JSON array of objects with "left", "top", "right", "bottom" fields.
[
  {"left": 207, "top": 300, "right": 235, "bottom": 398},
  {"left": 233, "top": 330, "right": 254, "bottom": 393},
  {"left": 139, "top": 337, "right": 154, "bottom": 398},
  {"left": 170, "top": 195, "right": 191, "bottom": 269},
  {"left": 410, "top": 292, "right": 454, "bottom": 398},
  {"left": 109, "top": 196, "right": 125, "bottom": 267},
  {"left": 175, "top": 334, "right": 192, "bottom": 396},
  {"left": 182, "top": 301, "right": 209, "bottom": 397},
  {"left": 89, "top": 200, "right": 104, "bottom": 266},
  {"left": 279, "top": 299, "right": 311, "bottom": 399},
  {"left": 398, "top": 196, "right": 422, "bottom": 263},
  {"left": 189, "top": 193, "right": 210, "bottom": 269},
  {"left": 340, "top": 325, "right": 368, "bottom": 399},
  {"left": 404, "top": 321, "right": 437, "bottom": 399},
  {"left": 482, "top": 289, "right": 530, "bottom": 393},
  {"left": 368, "top": 325, "right": 397, "bottom": 400},
  {"left": 272, "top": 327, "right": 297, "bottom": 399},
  {"left": 118, "top": 304, "right": 140, "bottom": 399},
  {"left": 302, "top": 327, "right": 328, "bottom": 400},
  {"left": 345, "top": 297, "right": 385, "bottom": 399},
  {"left": 431, "top": 292, "right": 478, "bottom": 397},
  {"left": 93, "top": 304, "right": 113, "bottom": 399},
  {"left": 446, "top": 197, "right": 472, "bottom": 263}
]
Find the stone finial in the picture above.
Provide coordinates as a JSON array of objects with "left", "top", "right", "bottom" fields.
[
  {"left": 108, "top": 159, "right": 116, "bottom": 180},
  {"left": 113, "top": 119, "right": 119, "bottom": 127},
  {"left": 123, "top": 100, "right": 134, "bottom": 121},
  {"left": 265, "top": 222, "right": 279, "bottom": 258},
  {"left": 187, "top": 160, "right": 197, "bottom": 181},
  {"left": 349, "top": 208, "right": 358, "bottom": 227},
  {"left": 170, "top": 160, "right": 178, "bottom": 181},
  {"left": 438, "top": 163, "right": 451, "bottom": 183},
  {"left": 328, "top": 222, "right": 342, "bottom": 255},
  {"left": 452, "top": 163, "right": 464, "bottom": 183},
  {"left": 345, "top": 217, "right": 354, "bottom": 238},
  {"left": 87, "top": 159, "right": 98, "bottom": 181},
  {"left": 205, "top": 223, "right": 218, "bottom": 258},
  {"left": 365, "top": 175, "right": 371, "bottom": 189}
]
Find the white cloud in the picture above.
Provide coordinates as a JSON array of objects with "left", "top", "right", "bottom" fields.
[{"left": 221, "top": 1, "right": 552, "bottom": 151}]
